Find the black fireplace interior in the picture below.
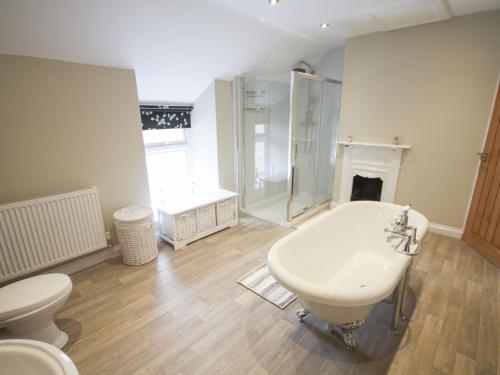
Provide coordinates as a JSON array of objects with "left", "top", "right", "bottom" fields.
[{"left": 350, "top": 175, "right": 383, "bottom": 201}]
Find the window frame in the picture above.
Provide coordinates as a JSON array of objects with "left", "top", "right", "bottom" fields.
[
  {"left": 143, "top": 128, "right": 188, "bottom": 148},
  {"left": 144, "top": 128, "right": 194, "bottom": 206}
]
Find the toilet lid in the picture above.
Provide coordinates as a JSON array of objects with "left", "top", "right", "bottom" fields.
[{"left": 0, "top": 274, "right": 72, "bottom": 320}]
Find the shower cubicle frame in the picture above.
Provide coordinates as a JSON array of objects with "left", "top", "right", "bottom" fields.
[{"left": 234, "top": 71, "right": 342, "bottom": 226}]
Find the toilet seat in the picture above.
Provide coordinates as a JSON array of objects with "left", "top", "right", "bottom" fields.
[{"left": 0, "top": 274, "right": 72, "bottom": 321}]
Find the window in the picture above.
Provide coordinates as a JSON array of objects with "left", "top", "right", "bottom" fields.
[{"left": 143, "top": 129, "right": 193, "bottom": 216}]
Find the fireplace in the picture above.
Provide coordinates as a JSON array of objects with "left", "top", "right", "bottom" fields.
[
  {"left": 350, "top": 175, "right": 383, "bottom": 201},
  {"left": 338, "top": 141, "right": 410, "bottom": 203},
  {"left": 351, "top": 175, "right": 383, "bottom": 201}
]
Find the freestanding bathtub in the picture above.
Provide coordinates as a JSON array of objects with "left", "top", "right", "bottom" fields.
[{"left": 267, "top": 201, "right": 428, "bottom": 347}]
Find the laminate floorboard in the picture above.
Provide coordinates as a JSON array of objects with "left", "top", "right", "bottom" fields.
[{"left": 56, "top": 215, "right": 498, "bottom": 375}]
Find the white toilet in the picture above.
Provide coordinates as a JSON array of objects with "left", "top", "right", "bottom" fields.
[
  {"left": 0, "top": 273, "right": 72, "bottom": 349},
  {"left": 0, "top": 339, "right": 79, "bottom": 375}
]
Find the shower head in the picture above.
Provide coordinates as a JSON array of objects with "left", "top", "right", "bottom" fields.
[{"left": 293, "top": 60, "right": 315, "bottom": 75}]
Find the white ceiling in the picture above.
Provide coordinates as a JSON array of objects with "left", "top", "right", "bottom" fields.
[{"left": 0, "top": 0, "right": 499, "bottom": 103}]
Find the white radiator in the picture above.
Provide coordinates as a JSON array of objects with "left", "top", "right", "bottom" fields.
[{"left": 0, "top": 187, "right": 107, "bottom": 283}]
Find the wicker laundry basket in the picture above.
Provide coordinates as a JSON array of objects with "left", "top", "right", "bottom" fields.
[{"left": 113, "top": 206, "right": 158, "bottom": 265}]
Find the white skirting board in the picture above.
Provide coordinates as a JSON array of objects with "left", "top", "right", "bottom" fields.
[
  {"left": 329, "top": 201, "right": 463, "bottom": 239},
  {"left": 427, "top": 223, "right": 463, "bottom": 239}
]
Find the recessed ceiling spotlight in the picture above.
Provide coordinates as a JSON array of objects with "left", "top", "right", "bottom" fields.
[
  {"left": 268, "top": 0, "right": 279, "bottom": 6},
  {"left": 320, "top": 22, "right": 330, "bottom": 29}
]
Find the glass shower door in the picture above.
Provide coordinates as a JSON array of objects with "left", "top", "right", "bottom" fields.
[
  {"left": 288, "top": 72, "right": 341, "bottom": 220},
  {"left": 315, "top": 80, "right": 342, "bottom": 206},
  {"left": 239, "top": 76, "right": 291, "bottom": 224},
  {"left": 288, "top": 74, "right": 322, "bottom": 218},
  {"left": 242, "top": 79, "right": 270, "bottom": 206}
]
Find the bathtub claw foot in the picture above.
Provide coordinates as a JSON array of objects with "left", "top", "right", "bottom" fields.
[
  {"left": 296, "top": 307, "right": 310, "bottom": 322},
  {"left": 338, "top": 320, "right": 364, "bottom": 350},
  {"left": 387, "top": 327, "right": 400, "bottom": 336},
  {"left": 341, "top": 330, "right": 356, "bottom": 350}
]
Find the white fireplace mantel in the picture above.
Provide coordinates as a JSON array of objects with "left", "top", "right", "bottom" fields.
[{"left": 338, "top": 141, "right": 411, "bottom": 203}]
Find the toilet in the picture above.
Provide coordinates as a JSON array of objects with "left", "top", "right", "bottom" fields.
[
  {"left": 0, "top": 339, "right": 80, "bottom": 375},
  {"left": 0, "top": 273, "right": 72, "bottom": 349}
]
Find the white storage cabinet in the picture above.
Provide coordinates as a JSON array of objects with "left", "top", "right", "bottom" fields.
[{"left": 157, "top": 190, "right": 238, "bottom": 250}]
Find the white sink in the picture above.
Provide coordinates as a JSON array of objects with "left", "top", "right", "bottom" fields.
[{"left": 0, "top": 339, "right": 79, "bottom": 375}]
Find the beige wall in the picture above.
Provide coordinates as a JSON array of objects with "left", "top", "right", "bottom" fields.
[
  {"left": 214, "top": 80, "right": 235, "bottom": 191},
  {"left": 0, "top": 54, "right": 151, "bottom": 231},
  {"left": 337, "top": 10, "right": 500, "bottom": 228}
]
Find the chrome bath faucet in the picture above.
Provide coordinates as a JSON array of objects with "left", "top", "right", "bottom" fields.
[{"left": 385, "top": 205, "right": 420, "bottom": 255}]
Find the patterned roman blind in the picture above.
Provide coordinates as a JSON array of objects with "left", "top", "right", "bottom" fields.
[{"left": 140, "top": 105, "right": 193, "bottom": 129}]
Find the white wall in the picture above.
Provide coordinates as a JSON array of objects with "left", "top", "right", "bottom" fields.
[
  {"left": 191, "top": 82, "right": 219, "bottom": 191},
  {"left": 315, "top": 46, "right": 345, "bottom": 81},
  {"left": 190, "top": 79, "right": 235, "bottom": 192}
]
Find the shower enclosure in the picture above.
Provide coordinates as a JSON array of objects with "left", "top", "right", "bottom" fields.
[{"left": 235, "top": 71, "right": 342, "bottom": 225}]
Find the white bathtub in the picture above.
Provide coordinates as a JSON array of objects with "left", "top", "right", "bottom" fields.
[{"left": 268, "top": 201, "right": 429, "bottom": 325}]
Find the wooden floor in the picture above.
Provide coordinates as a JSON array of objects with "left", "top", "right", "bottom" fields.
[{"left": 58, "top": 215, "right": 499, "bottom": 375}]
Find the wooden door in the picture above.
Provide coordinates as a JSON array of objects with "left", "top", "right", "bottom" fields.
[{"left": 463, "top": 83, "right": 500, "bottom": 266}]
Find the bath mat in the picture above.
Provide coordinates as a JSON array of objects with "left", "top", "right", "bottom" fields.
[{"left": 237, "top": 263, "right": 296, "bottom": 309}]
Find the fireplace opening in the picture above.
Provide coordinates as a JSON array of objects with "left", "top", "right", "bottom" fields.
[{"left": 350, "top": 175, "right": 383, "bottom": 201}]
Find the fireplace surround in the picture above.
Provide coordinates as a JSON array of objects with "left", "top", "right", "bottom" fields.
[{"left": 338, "top": 141, "right": 410, "bottom": 203}]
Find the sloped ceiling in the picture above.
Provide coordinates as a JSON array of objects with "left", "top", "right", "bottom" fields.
[{"left": 0, "top": 0, "right": 499, "bottom": 103}]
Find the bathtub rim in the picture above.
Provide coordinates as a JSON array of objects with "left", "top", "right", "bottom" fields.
[{"left": 267, "top": 201, "right": 429, "bottom": 307}]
